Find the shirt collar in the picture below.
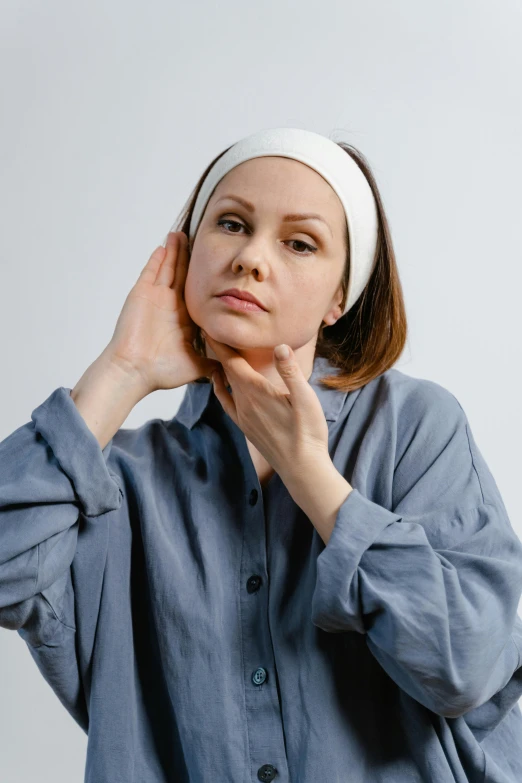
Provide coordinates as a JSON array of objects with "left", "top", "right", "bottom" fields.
[{"left": 174, "top": 354, "right": 349, "bottom": 430}]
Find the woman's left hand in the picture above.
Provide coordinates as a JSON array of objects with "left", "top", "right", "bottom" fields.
[{"left": 204, "top": 333, "right": 330, "bottom": 479}]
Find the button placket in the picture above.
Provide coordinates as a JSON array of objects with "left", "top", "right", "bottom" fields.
[
  {"left": 222, "top": 414, "right": 288, "bottom": 780},
  {"left": 238, "top": 479, "right": 288, "bottom": 781}
]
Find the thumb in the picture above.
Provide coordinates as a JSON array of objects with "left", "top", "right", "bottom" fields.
[{"left": 273, "top": 344, "right": 309, "bottom": 404}]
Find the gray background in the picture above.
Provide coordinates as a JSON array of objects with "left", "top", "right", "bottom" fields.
[{"left": 1, "top": 1, "right": 521, "bottom": 779}]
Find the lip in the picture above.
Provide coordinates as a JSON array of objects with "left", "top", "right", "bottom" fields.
[
  {"left": 216, "top": 295, "right": 266, "bottom": 314},
  {"left": 215, "top": 288, "right": 267, "bottom": 311}
]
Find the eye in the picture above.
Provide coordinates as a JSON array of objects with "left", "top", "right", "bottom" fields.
[{"left": 216, "top": 218, "right": 318, "bottom": 256}]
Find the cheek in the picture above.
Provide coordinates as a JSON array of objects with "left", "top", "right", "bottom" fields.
[
  {"left": 281, "top": 274, "right": 319, "bottom": 311},
  {"left": 183, "top": 266, "right": 204, "bottom": 318},
  {"left": 183, "top": 254, "right": 218, "bottom": 317}
]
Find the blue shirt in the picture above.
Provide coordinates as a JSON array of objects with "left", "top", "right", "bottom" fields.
[{"left": 1, "top": 354, "right": 522, "bottom": 783}]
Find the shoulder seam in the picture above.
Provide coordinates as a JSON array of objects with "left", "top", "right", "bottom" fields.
[
  {"left": 432, "top": 387, "right": 486, "bottom": 506},
  {"left": 511, "top": 631, "right": 522, "bottom": 669},
  {"left": 464, "top": 422, "right": 485, "bottom": 505}
]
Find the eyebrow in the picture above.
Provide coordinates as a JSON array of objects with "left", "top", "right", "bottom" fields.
[{"left": 214, "top": 194, "right": 333, "bottom": 238}]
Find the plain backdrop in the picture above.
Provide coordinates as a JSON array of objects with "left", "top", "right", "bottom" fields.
[{"left": 1, "top": 1, "right": 521, "bottom": 780}]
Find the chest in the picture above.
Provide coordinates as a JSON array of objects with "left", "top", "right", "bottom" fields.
[{"left": 246, "top": 440, "right": 276, "bottom": 489}]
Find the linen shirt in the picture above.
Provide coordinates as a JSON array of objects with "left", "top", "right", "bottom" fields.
[{"left": 1, "top": 354, "right": 522, "bottom": 783}]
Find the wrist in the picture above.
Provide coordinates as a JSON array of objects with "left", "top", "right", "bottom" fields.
[
  {"left": 71, "top": 352, "right": 148, "bottom": 450},
  {"left": 282, "top": 455, "right": 353, "bottom": 545},
  {"left": 279, "top": 447, "right": 333, "bottom": 493},
  {"left": 99, "top": 346, "right": 151, "bottom": 401}
]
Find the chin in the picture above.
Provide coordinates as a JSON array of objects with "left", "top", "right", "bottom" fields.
[{"left": 204, "top": 319, "right": 257, "bottom": 344}]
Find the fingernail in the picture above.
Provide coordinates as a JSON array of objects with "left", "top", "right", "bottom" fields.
[{"left": 275, "top": 344, "right": 289, "bottom": 360}]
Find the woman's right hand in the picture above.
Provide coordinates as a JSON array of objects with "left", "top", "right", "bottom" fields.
[{"left": 104, "top": 231, "right": 221, "bottom": 394}]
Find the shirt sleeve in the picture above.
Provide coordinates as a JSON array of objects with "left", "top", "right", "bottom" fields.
[
  {"left": 0, "top": 386, "right": 123, "bottom": 635},
  {"left": 310, "top": 380, "right": 522, "bottom": 720}
]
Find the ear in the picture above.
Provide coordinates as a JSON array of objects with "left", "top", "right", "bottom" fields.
[{"left": 322, "top": 289, "right": 344, "bottom": 326}]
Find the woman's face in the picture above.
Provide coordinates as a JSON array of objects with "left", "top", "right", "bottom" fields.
[{"left": 184, "top": 156, "right": 347, "bottom": 376}]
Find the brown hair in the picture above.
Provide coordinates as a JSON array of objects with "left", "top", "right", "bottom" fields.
[{"left": 169, "top": 136, "right": 408, "bottom": 393}]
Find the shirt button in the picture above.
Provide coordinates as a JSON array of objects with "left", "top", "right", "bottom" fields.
[
  {"left": 246, "top": 575, "right": 262, "bottom": 593},
  {"left": 252, "top": 667, "right": 268, "bottom": 686},
  {"left": 257, "top": 764, "right": 278, "bottom": 781},
  {"left": 249, "top": 488, "right": 258, "bottom": 506}
]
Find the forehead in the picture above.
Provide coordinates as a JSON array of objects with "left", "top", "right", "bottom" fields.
[{"left": 211, "top": 156, "right": 344, "bottom": 216}]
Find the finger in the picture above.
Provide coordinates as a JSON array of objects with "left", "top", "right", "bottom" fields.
[
  {"left": 155, "top": 232, "right": 179, "bottom": 287},
  {"left": 273, "top": 344, "right": 309, "bottom": 407},
  {"left": 137, "top": 244, "right": 167, "bottom": 284},
  {"left": 204, "top": 334, "right": 257, "bottom": 387},
  {"left": 200, "top": 358, "right": 222, "bottom": 380}
]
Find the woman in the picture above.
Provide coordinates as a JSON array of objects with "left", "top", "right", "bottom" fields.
[{"left": 1, "top": 127, "right": 521, "bottom": 782}]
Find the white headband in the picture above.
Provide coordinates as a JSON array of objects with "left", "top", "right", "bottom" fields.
[{"left": 166, "top": 127, "right": 379, "bottom": 315}]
